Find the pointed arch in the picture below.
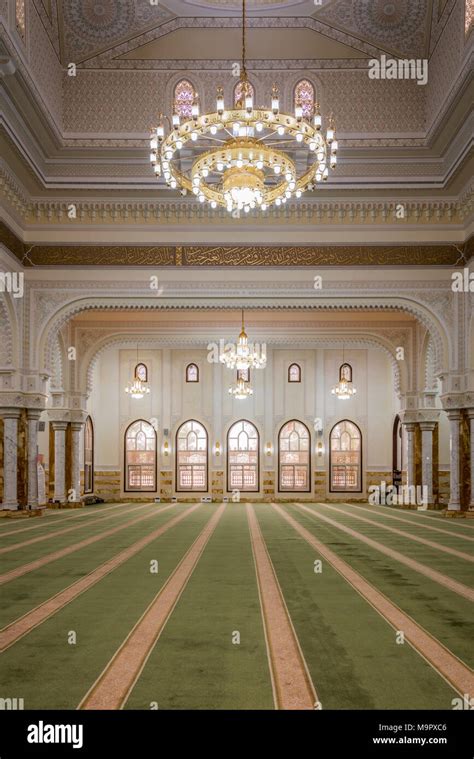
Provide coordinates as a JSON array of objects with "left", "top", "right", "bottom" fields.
[
  {"left": 278, "top": 420, "right": 311, "bottom": 492},
  {"left": 173, "top": 79, "right": 196, "bottom": 119},
  {"left": 294, "top": 79, "right": 315, "bottom": 119},
  {"left": 176, "top": 419, "right": 208, "bottom": 491},
  {"left": 234, "top": 79, "right": 255, "bottom": 107},
  {"left": 329, "top": 419, "right": 362, "bottom": 492},
  {"left": 124, "top": 419, "right": 157, "bottom": 492},
  {"left": 227, "top": 419, "right": 259, "bottom": 492}
]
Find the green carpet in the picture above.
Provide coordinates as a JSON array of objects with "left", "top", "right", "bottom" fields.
[
  {"left": 254, "top": 505, "right": 458, "bottom": 709},
  {"left": 0, "top": 505, "right": 215, "bottom": 709},
  {"left": 282, "top": 504, "right": 473, "bottom": 667},
  {"left": 125, "top": 505, "right": 274, "bottom": 710}
]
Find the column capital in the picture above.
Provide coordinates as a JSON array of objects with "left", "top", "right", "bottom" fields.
[
  {"left": 26, "top": 409, "right": 43, "bottom": 421},
  {"left": 51, "top": 420, "right": 68, "bottom": 431},
  {"left": 466, "top": 408, "right": 474, "bottom": 420},
  {"left": 71, "top": 422, "right": 84, "bottom": 432},
  {"left": 403, "top": 422, "right": 417, "bottom": 432},
  {"left": 419, "top": 421, "right": 437, "bottom": 432},
  {"left": 446, "top": 410, "right": 462, "bottom": 421},
  {"left": 0, "top": 407, "right": 22, "bottom": 419}
]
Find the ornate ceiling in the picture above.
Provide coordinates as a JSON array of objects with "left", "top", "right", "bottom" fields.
[
  {"left": 50, "top": 0, "right": 437, "bottom": 63},
  {"left": 0, "top": 0, "right": 472, "bottom": 251}
]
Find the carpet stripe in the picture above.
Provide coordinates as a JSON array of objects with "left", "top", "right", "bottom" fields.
[
  {"left": 78, "top": 504, "right": 226, "bottom": 710},
  {"left": 0, "top": 503, "right": 152, "bottom": 554},
  {"left": 0, "top": 503, "right": 130, "bottom": 538},
  {"left": 0, "top": 504, "right": 201, "bottom": 652},
  {"left": 341, "top": 503, "right": 474, "bottom": 543},
  {"left": 379, "top": 506, "right": 474, "bottom": 531},
  {"left": 273, "top": 504, "right": 474, "bottom": 697},
  {"left": 315, "top": 503, "right": 474, "bottom": 562},
  {"left": 247, "top": 504, "right": 316, "bottom": 710},
  {"left": 296, "top": 504, "right": 474, "bottom": 603},
  {"left": 0, "top": 505, "right": 172, "bottom": 586}
]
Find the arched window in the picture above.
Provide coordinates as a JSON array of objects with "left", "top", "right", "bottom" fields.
[
  {"left": 330, "top": 420, "right": 362, "bottom": 492},
  {"left": 279, "top": 420, "right": 310, "bottom": 492},
  {"left": 237, "top": 367, "right": 250, "bottom": 382},
  {"left": 176, "top": 420, "right": 208, "bottom": 491},
  {"left": 294, "top": 79, "right": 315, "bottom": 119},
  {"left": 174, "top": 79, "right": 195, "bottom": 119},
  {"left": 84, "top": 416, "right": 94, "bottom": 494},
  {"left": 339, "top": 363, "right": 352, "bottom": 382},
  {"left": 227, "top": 420, "right": 259, "bottom": 492},
  {"left": 124, "top": 419, "right": 157, "bottom": 492},
  {"left": 186, "top": 363, "right": 199, "bottom": 383},
  {"left": 288, "top": 363, "right": 301, "bottom": 383},
  {"left": 134, "top": 363, "right": 148, "bottom": 383},
  {"left": 234, "top": 80, "right": 255, "bottom": 107}
]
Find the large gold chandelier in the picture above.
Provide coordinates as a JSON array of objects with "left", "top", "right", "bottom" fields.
[{"left": 150, "top": 0, "right": 338, "bottom": 213}]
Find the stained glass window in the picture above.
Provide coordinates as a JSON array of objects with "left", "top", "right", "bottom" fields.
[
  {"left": 279, "top": 420, "right": 310, "bottom": 492},
  {"left": 174, "top": 79, "right": 195, "bottom": 119},
  {"left": 227, "top": 420, "right": 259, "bottom": 492},
  {"left": 288, "top": 363, "right": 301, "bottom": 382},
  {"left": 125, "top": 419, "right": 156, "bottom": 491},
  {"left": 186, "top": 363, "right": 199, "bottom": 382},
  {"left": 294, "top": 79, "right": 315, "bottom": 119},
  {"left": 176, "top": 420, "right": 208, "bottom": 491},
  {"left": 134, "top": 363, "right": 148, "bottom": 382},
  {"left": 330, "top": 420, "right": 361, "bottom": 492},
  {"left": 234, "top": 80, "right": 255, "bottom": 107}
]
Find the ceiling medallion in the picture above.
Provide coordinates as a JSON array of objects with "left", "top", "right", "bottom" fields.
[{"left": 150, "top": 0, "right": 338, "bottom": 214}]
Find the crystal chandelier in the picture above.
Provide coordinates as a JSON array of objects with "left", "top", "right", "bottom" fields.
[
  {"left": 228, "top": 375, "right": 254, "bottom": 400},
  {"left": 220, "top": 310, "right": 266, "bottom": 370},
  {"left": 150, "top": 0, "right": 338, "bottom": 214},
  {"left": 331, "top": 350, "right": 357, "bottom": 400},
  {"left": 125, "top": 347, "right": 151, "bottom": 400}
]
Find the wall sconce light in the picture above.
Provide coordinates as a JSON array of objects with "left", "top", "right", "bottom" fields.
[
  {"left": 317, "top": 441, "right": 324, "bottom": 457},
  {"left": 214, "top": 442, "right": 221, "bottom": 457},
  {"left": 163, "top": 440, "right": 169, "bottom": 456},
  {"left": 265, "top": 442, "right": 273, "bottom": 456}
]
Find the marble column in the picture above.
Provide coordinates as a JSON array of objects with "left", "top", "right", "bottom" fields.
[
  {"left": 27, "top": 410, "right": 41, "bottom": 509},
  {"left": 446, "top": 411, "right": 462, "bottom": 511},
  {"left": 468, "top": 409, "right": 474, "bottom": 511},
  {"left": 420, "top": 422, "right": 436, "bottom": 506},
  {"left": 1, "top": 408, "right": 20, "bottom": 510},
  {"left": 52, "top": 421, "right": 67, "bottom": 504},
  {"left": 70, "top": 422, "right": 83, "bottom": 503},
  {"left": 404, "top": 423, "right": 416, "bottom": 490}
]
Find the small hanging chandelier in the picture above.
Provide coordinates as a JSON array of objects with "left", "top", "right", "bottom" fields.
[
  {"left": 220, "top": 309, "right": 266, "bottom": 370},
  {"left": 149, "top": 0, "right": 338, "bottom": 214},
  {"left": 331, "top": 349, "right": 357, "bottom": 400},
  {"left": 125, "top": 346, "right": 151, "bottom": 400},
  {"left": 228, "top": 374, "right": 254, "bottom": 400}
]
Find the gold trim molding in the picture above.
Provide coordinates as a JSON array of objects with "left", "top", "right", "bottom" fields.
[{"left": 1, "top": 223, "right": 472, "bottom": 267}]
